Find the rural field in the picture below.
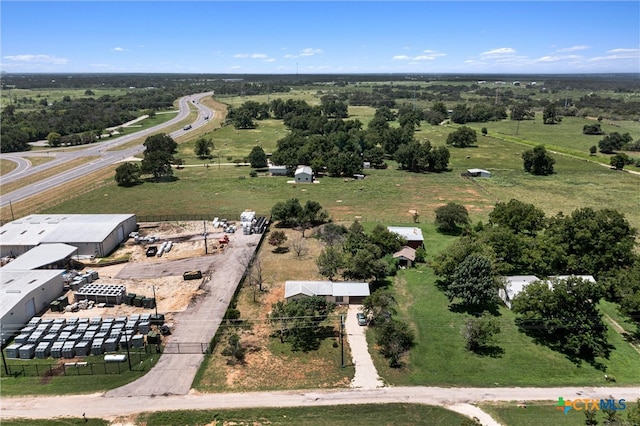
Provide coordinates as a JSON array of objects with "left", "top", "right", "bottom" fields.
[{"left": 3, "top": 82, "right": 640, "bottom": 406}]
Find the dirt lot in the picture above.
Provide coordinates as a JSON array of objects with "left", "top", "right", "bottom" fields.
[{"left": 44, "top": 221, "right": 246, "bottom": 324}]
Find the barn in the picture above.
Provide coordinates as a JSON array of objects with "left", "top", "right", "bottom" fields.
[
  {"left": 0, "top": 214, "right": 137, "bottom": 258},
  {"left": 387, "top": 226, "right": 424, "bottom": 250},
  {"left": 294, "top": 165, "right": 313, "bottom": 183}
]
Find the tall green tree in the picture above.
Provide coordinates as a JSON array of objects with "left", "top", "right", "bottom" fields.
[
  {"left": 375, "top": 319, "right": 415, "bottom": 368},
  {"left": 114, "top": 162, "right": 142, "bottom": 187},
  {"left": 513, "top": 276, "right": 609, "bottom": 361},
  {"left": 462, "top": 313, "right": 501, "bottom": 353},
  {"left": 143, "top": 133, "right": 177, "bottom": 154},
  {"left": 268, "top": 296, "right": 335, "bottom": 351},
  {"left": 546, "top": 207, "right": 637, "bottom": 276},
  {"left": 248, "top": 145, "right": 268, "bottom": 168},
  {"left": 435, "top": 203, "right": 470, "bottom": 233},
  {"left": 316, "top": 246, "right": 344, "bottom": 280},
  {"left": 446, "top": 126, "right": 477, "bottom": 148},
  {"left": 446, "top": 254, "right": 499, "bottom": 311},
  {"left": 362, "top": 288, "right": 397, "bottom": 325},
  {"left": 194, "top": 137, "right": 214, "bottom": 159},
  {"left": 542, "top": 103, "right": 562, "bottom": 124},
  {"left": 488, "top": 199, "right": 546, "bottom": 235},
  {"left": 522, "top": 145, "right": 555, "bottom": 175},
  {"left": 141, "top": 151, "right": 174, "bottom": 180}
]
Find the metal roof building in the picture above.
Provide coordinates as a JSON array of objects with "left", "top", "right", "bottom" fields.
[
  {"left": 1, "top": 269, "right": 65, "bottom": 344},
  {"left": 285, "top": 281, "right": 370, "bottom": 305},
  {"left": 2, "top": 243, "right": 77, "bottom": 270},
  {"left": 0, "top": 214, "right": 137, "bottom": 258},
  {"left": 387, "top": 226, "right": 424, "bottom": 249}
]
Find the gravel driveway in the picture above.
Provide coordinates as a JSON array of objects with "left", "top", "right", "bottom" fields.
[
  {"left": 345, "top": 304, "right": 384, "bottom": 388},
  {"left": 105, "top": 232, "right": 262, "bottom": 397}
]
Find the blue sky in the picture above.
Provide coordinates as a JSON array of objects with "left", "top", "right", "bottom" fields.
[{"left": 2, "top": 1, "right": 639, "bottom": 74}]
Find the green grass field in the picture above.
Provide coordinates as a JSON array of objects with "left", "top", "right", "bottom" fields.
[
  {"left": 0, "top": 88, "right": 129, "bottom": 111},
  {"left": 0, "top": 349, "right": 159, "bottom": 396},
  {"left": 369, "top": 231, "right": 640, "bottom": 387},
  {"left": 480, "top": 400, "right": 638, "bottom": 426},
  {"left": 136, "top": 404, "right": 470, "bottom": 426}
]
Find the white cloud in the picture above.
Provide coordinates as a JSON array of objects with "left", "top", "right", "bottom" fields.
[
  {"left": 230, "top": 65, "right": 242, "bottom": 69},
  {"left": 557, "top": 45, "right": 590, "bottom": 52},
  {"left": 3, "top": 54, "right": 68, "bottom": 65},
  {"left": 264, "top": 58, "right": 275, "bottom": 62},
  {"left": 607, "top": 48, "right": 639, "bottom": 55},
  {"left": 251, "top": 53, "right": 268, "bottom": 59},
  {"left": 393, "top": 50, "right": 446, "bottom": 61},
  {"left": 233, "top": 53, "right": 249, "bottom": 58},
  {"left": 481, "top": 47, "right": 516, "bottom": 58},
  {"left": 284, "top": 54, "right": 295, "bottom": 59},
  {"left": 300, "top": 48, "right": 322, "bottom": 57},
  {"left": 112, "top": 47, "right": 126, "bottom": 52}
]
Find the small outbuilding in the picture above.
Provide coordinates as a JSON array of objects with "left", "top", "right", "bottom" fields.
[
  {"left": 269, "top": 164, "right": 288, "bottom": 176},
  {"left": 466, "top": 168, "right": 491, "bottom": 178},
  {"left": 294, "top": 165, "right": 313, "bottom": 183},
  {"left": 393, "top": 246, "right": 416, "bottom": 268}
]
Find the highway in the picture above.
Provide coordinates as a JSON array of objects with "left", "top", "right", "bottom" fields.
[{"left": 0, "top": 92, "right": 215, "bottom": 208}]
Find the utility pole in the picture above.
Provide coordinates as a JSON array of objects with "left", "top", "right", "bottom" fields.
[
  {"left": 340, "top": 315, "right": 345, "bottom": 368},
  {"left": 151, "top": 285, "right": 158, "bottom": 317},
  {"left": 124, "top": 326, "right": 132, "bottom": 371},
  {"left": 8, "top": 200, "right": 15, "bottom": 221},
  {"left": 203, "top": 220, "right": 208, "bottom": 254}
]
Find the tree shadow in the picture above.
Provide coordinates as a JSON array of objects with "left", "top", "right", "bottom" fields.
[
  {"left": 272, "top": 247, "right": 290, "bottom": 254},
  {"left": 514, "top": 319, "right": 613, "bottom": 370},
  {"left": 449, "top": 302, "right": 501, "bottom": 317},
  {"left": 473, "top": 345, "right": 505, "bottom": 358},
  {"left": 144, "top": 176, "right": 179, "bottom": 183},
  {"left": 370, "top": 278, "right": 393, "bottom": 293}
]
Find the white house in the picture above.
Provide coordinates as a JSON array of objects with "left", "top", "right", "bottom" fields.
[
  {"left": 294, "top": 165, "right": 313, "bottom": 183},
  {"left": 499, "top": 275, "right": 540, "bottom": 309},
  {"left": 284, "top": 281, "right": 370, "bottom": 305}
]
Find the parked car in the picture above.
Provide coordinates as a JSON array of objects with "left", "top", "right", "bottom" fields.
[
  {"left": 145, "top": 246, "right": 158, "bottom": 257},
  {"left": 183, "top": 124, "right": 192, "bottom": 131},
  {"left": 356, "top": 312, "right": 367, "bottom": 326}
]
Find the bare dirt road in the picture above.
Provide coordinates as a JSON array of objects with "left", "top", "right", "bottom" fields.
[{"left": 2, "top": 386, "right": 639, "bottom": 421}]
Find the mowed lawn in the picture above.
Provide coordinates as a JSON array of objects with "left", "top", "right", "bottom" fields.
[
  {"left": 371, "top": 257, "right": 640, "bottom": 387},
  {"left": 479, "top": 401, "right": 638, "bottom": 426}
]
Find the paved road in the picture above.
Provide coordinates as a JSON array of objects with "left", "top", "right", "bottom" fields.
[
  {"left": 345, "top": 304, "right": 384, "bottom": 389},
  {"left": 104, "top": 232, "right": 262, "bottom": 397},
  {"left": 2, "top": 386, "right": 639, "bottom": 421},
  {"left": 0, "top": 92, "right": 215, "bottom": 208}
]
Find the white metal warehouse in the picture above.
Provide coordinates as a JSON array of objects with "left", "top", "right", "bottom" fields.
[
  {"left": 0, "top": 214, "right": 137, "bottom": 258},
  {"left": 0, "top": 269, "right": 65, "bottom": 344}
]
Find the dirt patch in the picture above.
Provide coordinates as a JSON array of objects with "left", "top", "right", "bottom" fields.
[{"left": 43, "top": 221, "right": 241, "bottom": 322}]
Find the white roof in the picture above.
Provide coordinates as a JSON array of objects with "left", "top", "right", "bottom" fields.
[
  {"left": 467, "top": 168, "right": 490, "bottom": 174},
  {"left": 387, "top": 226, "right": 424, "bottom": 242},
  {"left": 285, "top": 281, "right": 333, "bottom": 298},
  {"left": 0, "top": 214, "right": 135, "bottom": 246},
  {"left": 285, "top": 281, "right": 370, "bottom": 299},
  {"left": 332, "top": 282, "right": 370, "bottom": 297},
  {"left": 269, "top": 165, "right": 287, "bottom": 170},
  {"left": 295, "top": 165, "right": 313, "bottom": 176},
  {"left": 2, "top": 243, "right": 77, "bottom": 270},
  {"left": 1, "top": 269, "right": 65, "bottom": 318},
  {"left": 503, "top": 275, "right": 540, "bottom": 301},
  {"left": 551, "top": 275, "right": 596, "bottom": 283}
]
